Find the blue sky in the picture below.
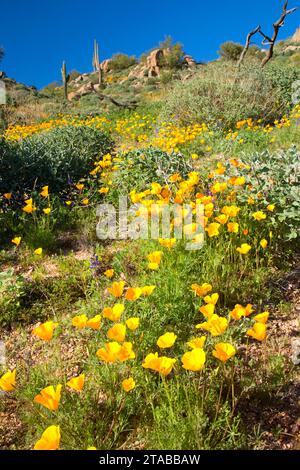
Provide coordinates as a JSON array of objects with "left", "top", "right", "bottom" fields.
[{"left": 1, "top": 0, "right": 299, "bottom": 89}]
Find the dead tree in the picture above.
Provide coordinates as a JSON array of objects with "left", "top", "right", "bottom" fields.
[{"left": 238, "top": 1, "right": 297, "bottom": 68}]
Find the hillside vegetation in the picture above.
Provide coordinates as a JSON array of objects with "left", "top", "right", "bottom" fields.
[{"left": 0, "top": 32, "right": 299, "bottom": 451}]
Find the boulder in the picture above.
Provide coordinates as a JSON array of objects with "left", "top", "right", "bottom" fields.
[
  {"left": 68, "top": 81, "right": 95, "bottom": 101},
  {"left": 183, "top": 55, "right": 196, "bottom": 67},
  {"left": 291, "top": 27, "right": 300, "bottom": 43},
  {"left": 146, "top": 49, "right": 164, "bottom": 76},
  {"left": 101, "top": 59, "right": 112, "bottom": 73}
]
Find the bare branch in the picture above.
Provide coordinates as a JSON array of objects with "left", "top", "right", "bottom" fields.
[
  {"left": 237, "top": 0, "right": 298, "bottom": 68},
  {"left": 237, "top": 25, "right": 261, "bottom": 68}
]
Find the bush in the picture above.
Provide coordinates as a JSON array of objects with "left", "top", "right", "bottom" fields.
[
  {"left": 219, "top": 41, "right": 244, "bottom": 61},
  {"left": 160, "top": 70, "right": 174, "bottom": 84},
  {"left": 264, "top": 62, "right": 300, "bottom": 107},
  {"left": 158, "top": 36, "right": 185, "bottom": 69},
  {"left": 108, "top": 53, "right": 137, "bottom": 72},
  {"left": 0, "top": 125, "right": 114, "bottom": 193},
  {"left": 240, "top": 146, "right": 300, "bottom": 241},
  {"left": 112, "top": 147, "right": 193, "bottom": 194},
  {"left": 159, "top": 62, "right": 292, "bottom": 129}
]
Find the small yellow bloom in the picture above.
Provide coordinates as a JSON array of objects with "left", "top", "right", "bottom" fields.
[
  {"left": 66, "top": 374, "right": 85, "bottom": 391},
  {"left": 158, "top": 238, "right": 176, "bottom": 249},
  {"left": 205, "top": 222, "right": 220, "bottom": 238},
  {"left": 43, "top": 208, "right": 51, "bottom": 215},
  {"left": 32, "top": 321, "right": 58, "bottom": 341},
  {"left": 186, "top": 336, "right": 206, "bottom": 349},
  {"left": 96, "top": 342, "right": 121, "bottom": 363},
  {"left": 182, "top": 348, "right": 206, "bottom": 371},
  {"left": 107, "top": 281, "right": 125, "bottom": 298},
  {"left": 4, "top": 193, "right": 12, "bottom": 200},
  {"left": 34, "top": 425, "right": 60, "bottom": 450},
  {"left": 227, "top": 222, "right": 239, "bottom": 233},
  {"left": 125, "top": 317, "right": 140, "bottom": 330},
  {"left": 267, "top": 204, "right": 275, "bottom": 212},
  {"left": 104, "top": 269, "right": 114, "bottom": 279},
  {"left": 107, "top": 323, "right": 126, "bottom": 342},
  {"left": 102, "top": 304, "right": 125, "bottom": 322},
  {"left": 230, "top": 303, "right": 253, "bottom": 320},
  {"left": 82, "top": 198, "right": 89, "bottom": 205},
  {"left": 199, "top": 303, "right": 215, "bottom": 318},
  {"left": 246, "top": 322, "right": 267, "bottom": 341},
  {"left": 118, "top": 342, "right": 136, "bottom": 362},
  {"left": 252, "top": 211, "right": 266, "bottom": 221},
  {"left": 147, "top": 251, "right": 163, "bottom": 266},
  {"left": 23, "top": 204, "right": 36, "bottom": 214},
  {"left": 125, "top": 287, "right": 143, "bottom": 301},
  {"left": 72, "top": 314, "right": 88, "bottom": 329},
  {"left": 75, "top": 183, "right": 84, "bottom": 191},
  {"left": 196, "top": 314, "right": 228, "bottom": 336},
  {"left": 11, "top": 237, "right": 22, "bottom": 246},
  {"left": 204, "top": 293, "right": 219, "bottom": 305},
  {"left": 142, "top": 285, "right": 156, "bottom": 296},
  {"left": 0, "top": 369, "right": 16, "bottom": 392},
  {"left": 191, "top": 283, "right": 212, "bottom": 297},
  {"left": 40, "top": 186, "right": 49, "bottom": 198},
  {"left": 34, "top": 248, "right": 43, "bottom": 255},
  {"left": 122, "top": 377, "right": 136, "bottom": 392},
  {"left": 86, "top": 314, "right": 101, "bottom": 330},
  {"left": 221, "top": 205, "right": 240, "bottom": 217},
  {"left": 142, "top": 353, "right": 176, "bottom": 376},
  {"left": 236, "top": 243, "right": 252, "bottom": 254},
  {"left": 260, "top": 239, "right": 268, "bottom": 249},
  {"left": 99, "top": 187, "right": 109, "bottom": 194},
  {"left": 66, "top": 200, "right": 72, "bottom": 206},
  {"left": 34, "top": 384, "right": 62, "bottom": 411},
  {"left": 213, "top": 343, "right": 236, "bottom": 362},
  {"left": 253, "top": 311, "right": 269, "bottom": 324},
  {"left": 215, "top": 214, "right": 228, "bottom": 225},
  {"left": 157, "top": 332, "right": 177, "bottom": 349}
]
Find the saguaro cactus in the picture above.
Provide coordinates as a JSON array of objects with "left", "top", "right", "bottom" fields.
[
  {"left": 92, "top": 40, "right": 103, "bottom": 86},
  {"left": 61, "top": 61, "right": 70, "bottom": 100}
]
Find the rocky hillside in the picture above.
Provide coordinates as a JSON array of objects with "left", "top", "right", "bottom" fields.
[{"left": 1, "top": 29, "right": 300, "bottom": 126}]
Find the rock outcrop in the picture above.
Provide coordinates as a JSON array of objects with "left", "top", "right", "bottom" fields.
[
  {"left": 291, "top": 27, "right": 300, "bottom": 43},
  {"left": 101, "top": 59, "right": 112, "bottom": 73},
  {"left": 183, "top": 55, "right": 197, "bottom": 67}
]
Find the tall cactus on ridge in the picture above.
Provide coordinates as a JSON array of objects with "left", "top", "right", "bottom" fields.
[
  {"left": 92, "top": 40, "right": 103, "bottom": 87},
  {"left": 61, "top": 60, "right": 70, "bottom": 101}
]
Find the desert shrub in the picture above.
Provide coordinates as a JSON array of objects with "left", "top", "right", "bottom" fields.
[
  {"left": 264, "top": 62, "right": 300, "bottom": 106},
  {"left": 219, "top": 41, "right": 244, "bottom": 61},
  {"left": 239, "top": 146, "right": 300, "bottom": 242},
  {"left": 0, "top": 126, "right": 114, "bottom": 193},
  {"left": 158, "top": 36, "right": 185, "bottom": 69},
  {"left": 159, "top": 62, "right": 291, "bottom": 129},
  {"left": 112, "top": 147, "right": 193, "bottom": 195},
  {"left": 108, "top": 53, "right": 137, "bottom": 72},
  {"left": 160, "top": 70, "right": 174, "bottom": 84}
]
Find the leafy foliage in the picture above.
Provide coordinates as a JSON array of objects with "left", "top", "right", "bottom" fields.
[
  {"left": 0, "top": 126, "right": 114, "bottom": 193},
  {"left": 219, "top": 41, "right": 244, "bottom": 61},
  {"left": 159, "top": 62, "right": 294, "bottom": 129},
  {"left": 240, "top": 146, "right": 300, "bottom": 241},
  {"left": 112, "top": 147, "right": 193, "bottom": 194},
  {"left": 108, "top": 53, "right": 137, "bottom": 72}
]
